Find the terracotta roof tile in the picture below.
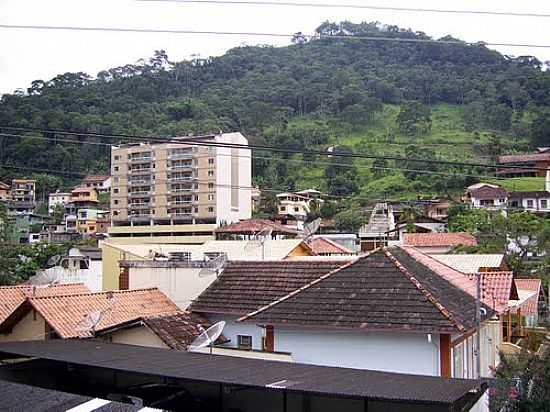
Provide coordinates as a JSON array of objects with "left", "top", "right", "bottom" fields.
[
  {"left": 308, "top": 237, "right": 354, "bottom": 255},
  {"left": 469, "top": 186, "right": 508, "bottom": 200},
  {"left": 0, "top": 283, "right": 90, "bottom": 325},
  {"left": 498, "top": 152, "right": 550, "bottom": 164},
  {"left": 190, "top": 260, "right": 348, "bottom": 315},
  {"left": 215, "top": 219, "right": 297, "bottom": 235},
  {"left": 404, "top": 233, "right": 478, "bottom": 247},
  {"left": 83, "top": 175, "right": 110, "bottom": 182},
  {"left": 466, "top": 272, "right": 515, "bottom": 314},
  {"left": 29, "top": 288, "right": 180, "bottom": 338},
  {"left": 142, "top": 312, "right": 213, "bottom": 350},
  {"left": 513, "top": 278, "right": 542, "bottom": 315},
  {"left": 239, "top": 248, "right": 492, "bottom": 333}
]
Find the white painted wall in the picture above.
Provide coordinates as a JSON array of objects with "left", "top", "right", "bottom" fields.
[
  {"left": 208, "top": 315, "right": 265, "bottom": 351},
  {"left": 273, "top": 327, "right": 441, "bottom": 376},
  {"left": 129, "top": 266, "right": 217, "bottom": 309},
  {"left": 43, "top": 258, "right": 102, "bottom": 292}
]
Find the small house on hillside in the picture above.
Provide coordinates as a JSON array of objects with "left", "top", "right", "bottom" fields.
[
  {"left": 497, "top": 147, "right": 550, "bottom": 178},
  {"left": 403, "top": 232, "right": 478, "bottom": 254}
]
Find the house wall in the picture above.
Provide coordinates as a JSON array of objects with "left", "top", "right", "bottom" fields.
[
  {"left": 128, "top": 266, "right": 217, "bottom": 309},
  {"left": 0, "top": 310, "right": 47, "bottom": 342},
  {"left": 106, "top": 325, "right": 168, "bottom": 349},
  {"left": 208, "top": 315, "right": 265, "bottom": 351},
  {"left": 273, "top": 327, "right": 441, "bottom": 376},
  {"left": 101, "top": 243, "right": 144, "bottom": 291}
]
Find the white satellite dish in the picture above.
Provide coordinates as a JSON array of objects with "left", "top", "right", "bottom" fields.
[
  {"left": 244, "top": 227, "right": 273, "bottom": 260},
  {"left": 75, "top": 310, "right": 104, "bottom": 336},
  {"left": 188, "top": 321, "right": 226, "bottom": 353},
  {"left": 198, "top": 254, "right": 228, "bottom": 278},
  {"left": 299, "top": 218, "right": 321, "bottom": 241},
  {"left": 46, "top": 255, "right": 62, "bottom": 267},
  {"left": 28, "top": 270, "right": 61, "bottom": 289}
]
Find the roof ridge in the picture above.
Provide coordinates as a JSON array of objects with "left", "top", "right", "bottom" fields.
[
  {"left": 29, "top": 287, "right": 160, "bottom": 300},
  {"left": 383, "top": 248, "right": 466, "bottom": 333},
  {"left": 314, "top": 237, "right": 354, "bottom": 254},
  {"left": 237, "top": 250, "right": 377, "bottom": 322}
]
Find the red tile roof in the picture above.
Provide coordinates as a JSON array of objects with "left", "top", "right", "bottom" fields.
[
  {"left": 215, "top": 219, "right": 297, "bottom": 235},
  {"left": 499, "top": 152, "right": 550, "bottom": 164},
  {"left": 28, "top": 288, "right": 180, "bottom": 338},
  {"left": 466, "top": 272, "right": 516, "bottom": 314},
  {"left": 308, "top": 237, "right": 354, "bottom": 255},
  {"left": 83, "top": 175, "right": 110, "bottom": 182},
  {"left": 239, "top": 248, "right": 492, "bottom": 333},
  {"left": 469, "top": 186, "right": 508, "bottom": 200},
  {"left": 513, "top": 278, "right": 542, "bottom": 316},
  {"left": 141, "top": 312, "right": 213, "bottom": 350},
  {"left": 0, "top": 284, "right": 90, "bottom": 325},
  {"left": 404, "top": 233, "right": 478, "bottom": 247}
]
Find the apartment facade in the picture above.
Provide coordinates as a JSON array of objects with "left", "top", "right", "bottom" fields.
[{"left": 109, "top": 132, "right": 251, "bottom": 241}]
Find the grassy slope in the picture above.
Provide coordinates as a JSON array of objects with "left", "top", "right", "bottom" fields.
[
  {"left": 484, "top": 177, "right": 546, "bottom": 192},
  {"left": 293, "top": 104, "right": 528, "bottom": 200}
]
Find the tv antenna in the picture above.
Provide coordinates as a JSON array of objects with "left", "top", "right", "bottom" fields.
[
  {"left": 299, "top": 218, "right": 321, "bottom": 242},
  {"left": 245, "top": 227, "right": 273, "bottom": 260},
  {"left": 75, "top": 310, "right": 104, "bottom": 337},
  {"left": 187, "top": 321, "right": 226, "bottom": 354},
  {"left": 198, "top": 253, "right": 228, "bottom": 278}
]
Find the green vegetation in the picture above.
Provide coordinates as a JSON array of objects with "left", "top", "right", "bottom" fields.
[
  {"left": 1, "top": 21, "right": 549, "bottom": 204},
  {"left": 484, "top": 177, "right": 546, "bottom": 192}
]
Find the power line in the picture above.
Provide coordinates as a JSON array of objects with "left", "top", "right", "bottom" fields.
[
  {"left": 0, "top": 131, "right": 503, "bottom": 181},
  {"left": 2, "top": 126, "right": 546, "bottom": 173},
  {"left": 138, "top": 0, "right": 550, "bottom": 19},
  {"left": 2, "top": 24, "right": 550, "bottom": 49}
]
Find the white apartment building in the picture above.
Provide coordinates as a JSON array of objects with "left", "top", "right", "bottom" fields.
[
  {"left": 109, "top": 132, "right": 251, "bottom": 242},
  {"left": 276, "top": 189, "right": 323, "bottom": 222},
  {"left": 48, "top": 191, "right": 71, "bottom": 214}
]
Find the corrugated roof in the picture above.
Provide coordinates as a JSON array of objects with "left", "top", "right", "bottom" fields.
[
  {"left": 0, "top": 340, "right": 486, "bottom": 405},
  {"left": 191, "top": 260, "right": 348, "bottom": 315},
  {"left": 104, "top": 239, "right": 310, "bottom": 261},
  {"left": 215, "top": 219, "right": 297, "bottom": 235},
  {"left": 404, "top": 233, "right": 478, "bottom": 247},
  {"left": 308, "top": 237, "right": 354, "bottom": 255},
  {"left": 429, "top": 254, "right": 505, "bottom": 273},
  {"left": 28, "top": 288, "right": 181, "bottom": 338},
  {"left": 239, "top": 248, "right": 492, "bottom": 333},
  {"left": 0, "top": 283, "right": 90, "bottom": 325}
]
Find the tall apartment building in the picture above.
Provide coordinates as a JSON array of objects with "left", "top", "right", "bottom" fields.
[{"left": 108, "top": 132, "right": 252, "bottom": 243}]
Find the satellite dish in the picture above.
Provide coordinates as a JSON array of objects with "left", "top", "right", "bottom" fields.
[
  {"left": 244, "top": 227, "right": 273, "bottom": 259},
  {"left": 75, "top": 310, "right": 104, "bottom": 336},
  {"left": 47, "top": 255, "right": 62, "bottom": 267},
  {"left": 299, "top": 218, "right": 321, "bottom": 241},
  {"left": 198, "top": 254, "right": 228, "bottom": 278},
  {"left": 28, "top": 270, "right": 61, "bottom": 289},
  {"left": 188, "top": 321, "right": 226, "bottom": 352}
]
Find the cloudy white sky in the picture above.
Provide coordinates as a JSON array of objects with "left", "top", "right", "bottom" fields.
[{"left": 1, "top": 0, "right": 550, "bottom": 95}]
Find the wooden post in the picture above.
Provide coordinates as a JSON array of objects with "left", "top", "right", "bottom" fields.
[{"left": 440, "top": 334, "right": 452, "bottom": 378}]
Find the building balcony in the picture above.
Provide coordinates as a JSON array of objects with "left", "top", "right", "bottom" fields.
[
  {"left": 129, "top": 214, "right": 151, "bottom": 222},
  {"left": 169, "top": 200, "right": 195, "bottom": 206},
  {"left": 168, "top": 163, "right": 196, "bottom": 170},
  {"left": 128, "top": 154, "right": 153, "bottom": 163},
  {"left": 128, "top": 203, "right": 152, "bottom": 210},
  {"left": 128, "top": 179, "right": 153, "bottom": 186},
  {"left": 128, "top": 168, "right": 152, "bottom": 175},
  {"left": 170, "top": 176, "right": 197, "bottom": 182},
  {"left": 128, "top": 190, "right": 152, "bottom": 197},
  {"left": 168, "top": 152, "right": 194, "bottom": 160}
]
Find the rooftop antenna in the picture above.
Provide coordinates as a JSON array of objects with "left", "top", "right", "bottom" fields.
[
  {"left": 198, "top": 253, "right": 228, "bottom": 278},
  {"left": 298, "top": 218, "right": 321, "bottom": 243},
  {"left": 245, "top": 227, "right": 273, "bottom": 260},
  {"left": 187, "top": 321, "right": 226, "bottom": 354}
]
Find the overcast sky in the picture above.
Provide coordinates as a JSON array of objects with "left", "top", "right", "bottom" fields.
[{"left": 1, "top": 0, "right": 550, "bottom": 95}]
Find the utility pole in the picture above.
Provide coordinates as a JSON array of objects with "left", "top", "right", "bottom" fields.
[{"left": 475, "top": 272, "right": 482, "bottom": 378}]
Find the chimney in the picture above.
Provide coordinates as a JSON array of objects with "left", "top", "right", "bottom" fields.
[{"left": 547, "top": 169, "right": 550, "bottom": 193}]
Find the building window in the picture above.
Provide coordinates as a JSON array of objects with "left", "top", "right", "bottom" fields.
[
  {"left": 542, "top": 199, "right": 548, "bottom": 209},
  {"left": 294, "top": 207, "right": 299, "bottom": 212},
  {"left": 208, "top": 158, "right": 214, "bottom": 164},
  {"left": 208, "top": 207, "right": 214, "bottom": 213},
  {"left": 238, "top": 335, "right": 252, "bottom": 350},
  {"left": 113, "top": 211, "right": 119, "bottom": 216},
  {"left": 114, "top": 177, "right": 120, "bottom": 183},
  {"left": 194, "top": 207, "right": 198, "bottom": 213},
  {"left": 208, "top": 183, "right": 214, "bottom": 189},
  {"left": 114, "top": 155, "right": 120, "bottom": 161},
  {"left": 208, "top": 194, "right": 214, "bottom": 201},
  {"left": 114, "top": 166, "right": 119, "bottom": 172},
  {"left": 113, "top": 188, "right": 119, "bottom": 194},
  {"left": 114, "top": 200, "right": 119, "bottom": 205},
  {"left": 208, "top": 170, "right": 214, "bottom": 177},
  {"left": 526, "top": 200, "right": 534, "bottom": 208},
  {"left": 280, "top": 206, "right": 286, "bottom": 211}
]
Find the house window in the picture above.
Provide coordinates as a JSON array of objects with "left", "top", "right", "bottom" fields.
[
  {"left": 280, "top": 206, "right": 286, "bottom": 211},
  {"left": 208, "top": 158, "right": 214, "bottom": 164},
  {"left": 208, "top": 183, "right": 214, "bottom": 189},
  {"left": 542, "top": 199, "right": 548, "bottom": 209},
  {"left": 113, "top": 188, "right": 119, "bottom": 194},
  {"left": 238, "top": 335, "right": 252, "bottom": 350},
  {"left": 208, "top": 170, "right": 214, "bottom": 177},
  {"left": 113, "top": 211, "right": 119, "bottom": 216},
  {"left": 526, "top": 200, "right": 534, "bottom": 208},
  {"left": 294, "top": 207, "right": 299, "bottom": 212},
  {"left": 114, "top": 200, "right": 119, "bottom": 205},
  {"left": 208, "top": 207, "right": 214, "bottom": 213},
  {"left": 480, "top": 199, "right": 494, "bottom": 206},
  {"left": 114, "top": 166, "right": 119, "bottom": 172},
  {"left": 114, "top": 155, "right": 120, "bottom": 161},
  {"left": 208, "top": 194, "right": 214, "bottom": 201}
]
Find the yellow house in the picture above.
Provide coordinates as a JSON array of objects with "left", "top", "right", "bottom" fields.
[
  {"left": 101, "top": 239, "right": 315, "bottom": 291},
  {"left": 71, "top": 187, "right": 99, "bottom": 204}
]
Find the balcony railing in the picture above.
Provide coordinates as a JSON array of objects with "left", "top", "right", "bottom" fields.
[
  {"left": 170, "top": 175, "right": 196, "bottom": 182},
  {"left": 128, "top": 179, "right": 152, "bottom": 186},
  {"left": 128, "top": 203, "right": 152, "bottom": 210},
  {"left": 168, "top": 163, "right": 196, "bottom": 170},
  {"left": 129, "top": 190, "right": 152, "bottom": 197},
  {"left": 168, "top": 152, "right": 194, "bottom": 160},
  {"left": 128, "top": 168, "right": 152, "bottom": 175}
]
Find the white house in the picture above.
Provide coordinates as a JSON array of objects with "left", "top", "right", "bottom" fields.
[
  {"left": 48, "top": 191, "right": 71, "bottom": 214},
  {"left": 464, "top": 183, "right": 508, "bottom": 210},
  {"left": 81, "top": 175, "right": 111, "bottom": 194},
  {"left": 276, "top": 189, "right": 323, "bottom": 229},
  {"left": 192, "top": 246, "right": 513, "bottom": 383}
]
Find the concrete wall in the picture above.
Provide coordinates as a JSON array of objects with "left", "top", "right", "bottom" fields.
[
  {"left": 0, "top": 310, "right": 47, "bottom": 342},
  {"left": 107, "top": 325, "right": 168, "bottom": 349},
  {"left": 273, "top": 327, "right": 441, "bottom": 376},
  {"left": 208, "top": 315, "right": 265, "bottom": 351},
  {"left": 128, "top": 266, "right": 217, "bottom": 309},
  {"left": 101, "top": 243, "right": 144, "bottom": 290}
]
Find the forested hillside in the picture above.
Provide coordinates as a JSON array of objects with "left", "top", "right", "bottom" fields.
[{"left": 1, "top": 21, "right": 550, "bottom": 201}]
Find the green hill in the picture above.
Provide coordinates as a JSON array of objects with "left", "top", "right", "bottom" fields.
[{"left": 1, "top": 20, "right": 549, "bottom": 202}]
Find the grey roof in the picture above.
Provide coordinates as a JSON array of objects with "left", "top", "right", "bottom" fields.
[
  {"left": 0, "top": 380, "right": 138, "bottom": 412},
  {"left": 0, "top": 340, "right": 485, "bottom": 406},
  {"left": 429, "top": 254, "right": 506, "bottom": 273}
]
